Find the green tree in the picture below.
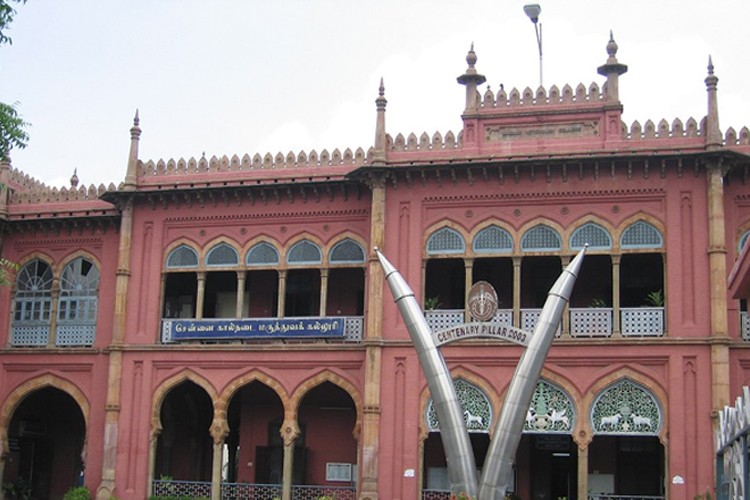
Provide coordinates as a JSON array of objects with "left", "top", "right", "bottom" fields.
[{"left": 0, "top": 0, "right": 29, "bottom": 161}]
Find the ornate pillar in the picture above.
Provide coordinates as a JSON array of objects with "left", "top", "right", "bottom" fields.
[
  {"left": 48, "top": 280, "right": 60, "bottom": 347},
  {"left": 560, "top": 255, "right": 571, "bottom": 338},
  {"left": 280, "top": 422, "right": 300, "bottom": 500},
  {"left": 210, "top": 412, "right": 229, "bottom": 500},
  {"left": 512, "top": 257, "right": 522, "bottom": 328},
  {"left": 577, "top": 443, "right": 589, "bottom": 500},
  {"left": 707, "top": 163, "right": 730, "bottom": 412},
  {"left": 277, "top": 270, "right": 287, "bottom": 318},
  {"left": 195, "top": 272, "right": 206, "bottom": 320},
  {"left": 147, "top": 428, "right": 160, "bottom": 498},
  {"left": 319, "top": 268, "right": 329, "bottom": 317},
  {"left": 464, "top": 258, "right": 474, "bottom": 322},
  {"left": 611, "top": 255, "right": 621, "bottom": 337},
  {"left": 235, "top": 271, "right": 246, "bottom": 318},
  {"left": 360, "top": 173, "right": 387, "bottom": 499}
]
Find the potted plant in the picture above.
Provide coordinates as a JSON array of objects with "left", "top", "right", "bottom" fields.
[{"left": 644, "top": 289, "right": 664, "bottom": 307}]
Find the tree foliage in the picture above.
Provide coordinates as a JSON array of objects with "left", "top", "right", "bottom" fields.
[
  {"left": 0, "top": 0, "right": 29, "bottom": 161},
  {"left": 0, "top": 0, "right": 26, "bottom": 45}
]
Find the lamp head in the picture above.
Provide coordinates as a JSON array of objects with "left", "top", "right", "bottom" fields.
[{"left": 523, "top": 4, "right": 542, "bottom": 23}]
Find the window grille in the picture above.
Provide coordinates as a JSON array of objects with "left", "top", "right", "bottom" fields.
[
  {"left": 739, "top": 230, "right": 750, "bottom": 252},
  {"left": 524, "top": 379, "right": 576, "bottom": 433},
  {"left": 570, "top": 222, "right": 612, "bottom": 250},
  {"left": 12, "top": 259, "right": 54, "bottom": 346},
  {"left": 287, "top": 240, "right": 322, "bottom": 264},
  {"left": 166, "top": 245, "right": 199, "bottom": 268},
  {"left": 426, "top": 378, "right": 492, "bottom": 432},
  {"left": 426, "top": 227, "right": 465, "bottom": 255},
  {"left": 329, "top": 239, "right": 366, "bottom": 264},
  {"left": 246, "top": 242, "right": 280, "bottom": 266},
  {"left": 620, "top": 221, "right": 663, "bottom": 249},
  {"left": 520, "top": 225, "right": 562, "bottom": 251},
  {"left": 591, "top": 378, "right": 661, "bottom": 435},
  {"left": 473, "top": 225, "right": 513, "bottom": 253},
  {"left": 205, "top": 243, "right": 239, "bottom": 267}
]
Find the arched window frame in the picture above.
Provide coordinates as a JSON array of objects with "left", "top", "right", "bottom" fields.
[
  {"left": 205, "top": 242, "right": 239, "bottom": 268},
  {"left": 56, "top": 256, "right": 100, "bottom": 346},
  {"left": 11, "top": 258, "right": 54, "bottom": 346},
  {"left": 620, "top": 221, "right": 664, "bottom": 250},
  {"left": 426, "top": 378, "right": 492, "bottom": 433},
  {"left": 472, "top": 225, "right": 514, "bottom": 254},
  {"left": 246, "top": 241, "right": 280, "bottom": 267},
  {"left": 520, "top": 224, "right": 562, "bottom": 252},
  {"left": 426, "top": 227, "right": 466, "bottom": 255},
  {"left": 329, "top": 238, "right": 366, "bottom": 265},
  {"left": 570, "top": 222, "right": 612, "bottom": 250},
  {"left": 286, "top": 239, "right": 323, "bottom": 265},
  {"left": 590, "top": 378, "right": 662, "bottom": 435},
  {"left": 166, "top": 244, "right": 199, "bottom": 269}
]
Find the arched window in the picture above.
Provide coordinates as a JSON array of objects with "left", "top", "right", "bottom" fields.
[
  {"left": 57, "top": 257, "right": 100, "bottom": 346},
  {"left": 426, "top": 378, "right": 492, "bottom": 433},
  {"left": 166, "top": 244, "right": 199, "bottom": 268},
  {"left": 329, "top": 239, "right": 366, "bottom": 264},
  {"left": 521, "top": 224, "right": 562, "bottom": 252},
  {"left": 473, "top": 225, "right": 513, "bottom": 253},
  {"left": 426, "top": 227, "right": 466, "bottom": 255},
  {"left": 591, "top": 378, "right": 661, "bottom": 435},
  {"left": 570, "top": 222, "right": 612, "bottom": 250},
  {"left": 620, "top": 221, "right": 663, "bottom": 249},
  {"left": 12, "top": 259, "right": 54, "bottom": 346},
  {"left": 524, "top": 379, "right": 576, "bottom": 433},
  {"left": 287, "top": 240, "right": 322, "bottom": 265},
  {"left": 205, "top": 242, "right": 239, "bottom": 267},
  {"left": 246, "top": 242, "right": 280, "bottom": 266}
]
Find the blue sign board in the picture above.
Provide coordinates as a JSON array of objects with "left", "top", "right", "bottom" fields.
[{"left": 162, "top": 317, "right": 345, "bottom": 341}]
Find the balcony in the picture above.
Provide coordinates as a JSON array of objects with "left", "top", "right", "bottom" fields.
[{"left": 742, "top": 311, "right": 750, "bottom": 340}]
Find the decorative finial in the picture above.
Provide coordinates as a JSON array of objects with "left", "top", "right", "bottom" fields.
[
  {"left": 466, "top": 43, "right": 478, "bottom": 68},
  {"left": 379, "top": 77, "right": 385, "bottom": 96},
  {"left": 707, "top": 55, "right": 714, "bottom": 76},
  {"left": 376, "top": 78, "right": 387, "bottom": 112},
  {"left": 606, "top": 30, "right": 618, "bottom": 58},
  {"left": 134, "top": 109, "right": 140, "bottom": 126},
  {"left": 70, "top": 168, "right": 79, "bottom": 188}
]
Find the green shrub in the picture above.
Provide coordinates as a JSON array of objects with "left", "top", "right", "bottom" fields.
[{"left": 63, "top": 487, "right": 91, "bottom": 500}]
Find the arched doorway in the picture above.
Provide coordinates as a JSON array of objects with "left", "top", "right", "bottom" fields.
[
  {"left": 588, "top": 378, "right": 665, "bottom": 499},
  {"left": 3, "top": 387, "right": 86, "bottom": 500},
  {"left": 422, "top": 378, "right": 493, "bottom": 496},
  {"left": 297, "top": 381, "right": 357, "bottom": 491},
  {"left": 154, "top": 381, "right": 214, "bottom": 483}
]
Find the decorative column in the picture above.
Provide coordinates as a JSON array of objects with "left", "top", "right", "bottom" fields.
[
  {"left": 513, "top": 257, "right": 522, "bottom": 328},
  {"left": 195, "top": 272, "right": 206, "bottom": 320},
  {"left": 360, "top": 171, "right": 387, "bottom": 499},
  {"left": 97, "top": 113, "right": 140, "bottom": 499},
  {"left": 704, "top": 59, "right": 730, "bottom": 413},
  {"left": 48, "top": 279, "right": 60, "bottom": 347},
  {"left": 319, "top": 269, "right": 329, "bottom": 317},
  {"left": 464, "top": 258, "right": 474, "bottom": 322},
  {"left": 210, "top": 412, "right": 229, "bottom": 500},
  {"left": 560, "top": 255, "right": 571, "bottom": 338},
  {"left": 280, "top": 422, "right": 300, "bottom": 500},
  {"left": 611, "top": 255, "right": 621, "bottom": 337},
  {"left": 146, "top": 428, "right": 160, "bottom": 498},
  {"left": 277, "top": 270, "right": 287, "bottom": 318},
  {"left": 235, "top": 271, "right": 246, "bottom": 318},
  {"left": 576, "top": 443, "right": 589, "bottom": 500}
]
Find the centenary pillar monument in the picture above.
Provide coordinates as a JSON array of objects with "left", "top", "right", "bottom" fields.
[{"left": 376, "top": 246, "right": 586, "bottom": 500}]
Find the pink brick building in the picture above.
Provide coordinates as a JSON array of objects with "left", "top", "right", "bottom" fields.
[{"left": 1, "top": 35, "right": 749, "bottom": 500}]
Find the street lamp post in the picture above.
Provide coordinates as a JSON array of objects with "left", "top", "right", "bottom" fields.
[{"left": 523, "top": 4, "right": 543, "bottom": 88}]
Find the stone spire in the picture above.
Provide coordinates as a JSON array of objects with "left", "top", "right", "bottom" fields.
[
  {"left": 372, "top": 78, "right": 387, "bottom": 165},
  {"left": 597, "top": 31, "right": 628, "bottom": 103},
  {"left": 704, "top": 56, "right": 722, "bottom": 150},
  {"left": 123, "top": 110, "right": 141, "bottom": 190},
  {"left": 457, "top": 43, "right": 486, "bottom": 113}
]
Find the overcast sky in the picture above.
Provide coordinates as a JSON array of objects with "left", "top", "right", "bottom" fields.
[{"left": 2, "top": 0, "right": 749, "bottom": 188}]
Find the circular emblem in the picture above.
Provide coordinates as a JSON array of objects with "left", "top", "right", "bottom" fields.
[{"left": 467, "top": 281, "right": 499, "bottom": 322}]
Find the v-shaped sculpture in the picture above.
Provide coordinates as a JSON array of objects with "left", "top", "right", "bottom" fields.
[{"left": 376, "top": 246, "right": 586, "bottom": 500}]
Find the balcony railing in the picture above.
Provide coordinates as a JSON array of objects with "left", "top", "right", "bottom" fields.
[
  {"left": 570, "top": 308, "right": 612, "bottom": 337},
  {"left": 742, "top": 311, "right": 750, "bottom": 340},
  {"left": 425, "top": 309, "right": 514, "bottom": 333},
  {"left": 152, "top": 481, "right": 357, "bottom": 500},
  {"left": 621, "top": 307, "right": 664, "bottom": 337}
]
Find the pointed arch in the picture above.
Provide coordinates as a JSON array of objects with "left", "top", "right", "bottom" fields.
[
  {"left": 164, "top": 241, "right": 200, "bottom": 269},
  {"left": 216, "top": 369, "right": 290, "bottom": 415},
  {"left": 424, "top": 220, "right": 469, "bottom": 257},
  {"left": 470, "top": 223, "right": 515, "bottom": 255},
  {"left": 0, "top": 374, "right": 90, "bottom": 450},
  {"left": 518, "top": 219, "right": 565, "bottom": 253},
  {"left": 616, "top": 214, "right": 666, "bottom": 252},
  {"left": 328, "top": 237, "right": 366, "bottom": 265},
  {"left": 283, "top": 233, "right": 325, "bottom": 266},
  {"left": 151, "top": 370, "right": 218, "bottom": 436},
  {"left": 290, "top": 369, "right": 362, "bottom": 417},
  {"left": 569, "top": 221, "right": 613, "bottom": 251}
]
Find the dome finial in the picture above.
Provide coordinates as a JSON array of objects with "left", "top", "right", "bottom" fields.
[{"left": 70, "top": 168, "right": 79, "bottom": 188}]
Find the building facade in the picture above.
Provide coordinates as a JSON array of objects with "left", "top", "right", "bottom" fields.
[{"left": 1, "top": 36, "right": 750, "bottom": 500}]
